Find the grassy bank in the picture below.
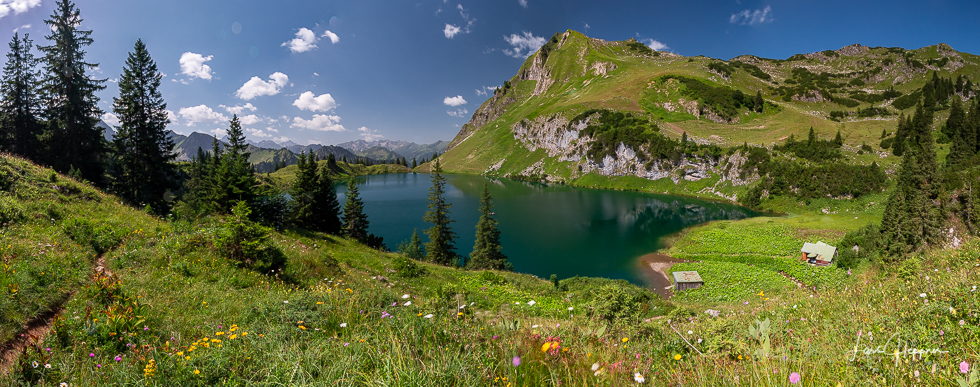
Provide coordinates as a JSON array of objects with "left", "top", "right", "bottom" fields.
[{"left": 4, "top": 154, "right": 979, "bottom": 386}]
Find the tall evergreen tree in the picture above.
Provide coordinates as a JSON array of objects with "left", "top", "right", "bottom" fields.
[
  {"left": 309, "top": 164, "right": 343, "bottom": 234},
  {"left": 467, "top": 183, "right": 512, "bottom": 271},
  {"left": 879, "top": 103, "right": 942, "bottom": 258},
  {"left": 833, "top": 129, "right": 843, "bottom": 146},
  {"left": 110, "top": 39, "right": 176, "bottom": 214},
  {"left": 399, "top": 228, "right": 425, "bottom": 260},
  {"left": 754, "top": 90, "right": 764, "bottom": 113},
  {"left": 945, "top": 98, "right": 971, "bottom": 166},
  {"left": 216, "top": 115, "right": 256, "bottom": 212},
  {"left": 291, "top": 151, "right": 319, "bottom": 227},
  {"left": 39, "top": 0, "right": 107, "bottom": 183},
  {"left": 0, "top": 33, "right": 43, "bottom": 159},
  {"left": 183, "top": 146, "right": 216, "bottom": 215},
  {"left": 424, "top": 159, "right": 458, "bottom": 266},
  {"left": 893, "top": 113, "right": 908, "bottom": 156},
  {"left": 342, "top": 178, "right": 370, "bottom": 242}
]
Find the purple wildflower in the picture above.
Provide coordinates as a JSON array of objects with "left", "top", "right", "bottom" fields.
[
  {"left": 512, "top": 356, "right": 521, "bottom": 367},
  {"left": 789, "top": 372, "right": 800, "bottom": 384}
]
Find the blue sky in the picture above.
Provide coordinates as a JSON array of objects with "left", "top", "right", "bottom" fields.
[{"left": 1, "top": 0, "right": 979, "bottom": 145}]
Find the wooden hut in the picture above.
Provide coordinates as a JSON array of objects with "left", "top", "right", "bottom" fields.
[
  {"left": 800, "top": 241, "right": 837, "bottom": 266},
  {"left": 672, "top": 271, "right": 704, "bottom": 291}
]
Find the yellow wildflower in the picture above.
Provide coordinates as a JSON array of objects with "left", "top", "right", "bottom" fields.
[{"left": 674, "top": 354, "right": 682, "bottom": 361}]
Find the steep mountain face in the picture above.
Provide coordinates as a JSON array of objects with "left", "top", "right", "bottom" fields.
[
  {"left": 338, "top": 139, "right": 411, "bottom": 152},
  {"left": 439, "top": 30, "right": 980, "bottom": 201},
  {"left": 314, "top": 145, "right": 359, "bottom": 163},
  {"left": 247, "top": 146, "right": 298, "bottom": 173},
  {"left": 173, "top": 132, "right": 223, "bottom": 161},
  {"left": 337, "top": 139, "right": 450, "bottom": 161},
  {"left": 392, "top": 140, "right": 450, "bottom": 161}
]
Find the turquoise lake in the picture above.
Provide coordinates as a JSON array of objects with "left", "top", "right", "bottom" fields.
[{"left": 337, "top": 173, "right": 765, "bottom": 286}]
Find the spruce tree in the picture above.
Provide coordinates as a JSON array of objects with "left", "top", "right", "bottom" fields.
[
  {"left": 216, "top": 115, "right": 256, "bottom": 212},
  {"left": 467, "top": 183, "right": 511, "bottom": 271},
  {"left": 184, "top": 146, "right": 215, "bottom": 215},
  {"left": 833, "top": 129, "right": 843, "bottom": 146},
  {"left": 754, "top": 90, "right": 764, "bottom": 113},
  {"left": 879, "top": 103, "right": 942, "bottom": 259},
  {"left": 110, "top": 39, "right": 176, "bottom": 214},
  {"left": 945, "top": 98, "right": 971, "bottom": 167},
  {"left": 0, "top": 33, "right": 43, "bottom": 159},
  {"left": 310, "top": 164, "right": 342, "bottom": 234},
  {"left": 398, "top": 228, "right": 425, "bottom": 260},
  {"left": 424, "top": 159, "right": 458, "bottom": 266},
  {"left": 290, "top": 151, "right": 318, "bottom": 227},
  {"left": 342, "top": 178, "right": 369, "bottom": 242},
  {"left": 39, "top": 0, "right": 107, "bottom": 183}
]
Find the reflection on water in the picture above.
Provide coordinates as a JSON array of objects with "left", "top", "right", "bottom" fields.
[{"left": 338, "top": 173, "right": 764, "bottom": 286}]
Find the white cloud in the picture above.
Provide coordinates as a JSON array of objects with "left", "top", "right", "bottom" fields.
[
  {"left": 322, "top": 30, "right": 340, "bottom": 44},
  {"left": 357, "top": 126, "right": 384, "bottom": 141},
  {"left": 165, "top": 110, "right": 178, "bottom": 125},
  {"left": 503, "top": 31, "right": 546, "bottom": 58},
  {"left": 210, "top": 128, "right": 227, "bottom": 137},
  {"left": 12, "top": 23, "right": 30, "bottom": 33},
  {"left": 178, "top": 105, "right": 229, "bottom": 126},
  {"left": 282, "top": 27, "right": 318, "bottom": 53},
  {"left": 0, "top": 0, "right": 40, "bottom": 19},
  {"left": 443, "top": 24, "right": 461, "bottom": 39},
  {"left": 518, "top": 0, "right": 527, "bottom": 7},
  {"left": 443, "top": 95, "right": 467, "bottom": 106},
  {"left": 179, "top": 52, "right": 214, "bottom": 80},
  {"left": 291, "top": 114, "right": 346, "bottom": 132},
  {"left": 313, "top": 72, "right": 319, "bottom": 77},
  {"left": 475, "top": 85, "right": 500, "bottom": 96},
  {"left": 292, "top": 91, "right": 338, "bottom": 112},
  {"left": 218, "top": 103, "right": 257, "bottom": 115},
  {"left": 235, "top": 72, "right": 288, "bottom": 100},
  {"left": 730, "top": 6, "right": 773, "bottom": 25},
  {"left": 447, "top": 108, "right": 469, "bottom": 118},
  {"left": 101, "top": 112, "right": 120, "bottom": 126},
  {"left": 643, "top": 39, "right": 669, "bottom": 51},
  {"left": 457, "top": 4, "right": 476, "bottom": 32},
  {"left": 239, "top": 114, "right": 263, "bottom": 126},
  {"left": 246, "top": 128, "right": 272, "bottom": 138}
]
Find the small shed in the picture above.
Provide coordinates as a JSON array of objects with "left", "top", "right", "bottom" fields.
[
  {"left": 800, "top": 241, "right": 837, "bottom": 266},
  {"left": 672, "top": 271, "right": 704, "bottom": 291}
]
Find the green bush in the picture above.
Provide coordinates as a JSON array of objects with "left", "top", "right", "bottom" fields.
[
  {"left": 0, "top": 195, "right": 24, "bottom": 225},
  {"left": 477, "top": 270, "right": 507, "bottom": 285},
  {"left": 590, "top": 284, "right": 651, "bottom": 323},
  {"left": 216, "top": 202, "right": 286, "bottom": 274},
  {"left": 393, "top": 256, "right": 427, "bottom": 278}
]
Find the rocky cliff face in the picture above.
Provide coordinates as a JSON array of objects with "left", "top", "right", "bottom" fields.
[
  {"left": 447, "top": 92, "right": 516, "bottom": 151},
  {"left": 508, "top": 114, "right": 758, "bottom": 194}
]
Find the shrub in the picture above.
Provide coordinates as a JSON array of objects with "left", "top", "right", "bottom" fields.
[
  {"left": 393, "top": 256, "right": 428, "bottom": 278},
  {"left": 216, "top": 202, "right": 286, "bottom": 274},
  {"left": 591, "top": 284, "right": 651, "bottom": 323},
  {"left": 478, "top": 270, "right": 507, "bottom": 285},
  {"left": 0, "top": 195, "right": 24, "bottom": 225}
]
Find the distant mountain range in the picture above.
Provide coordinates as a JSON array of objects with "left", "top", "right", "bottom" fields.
[{"left": 96, "top": 121, "right": 449, "bottom": 173}]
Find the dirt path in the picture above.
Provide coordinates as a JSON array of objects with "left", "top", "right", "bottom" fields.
[
  {"left": 778, "top": 270, "right": 818, "bottom": 294},
  {"left": 0, "top": 256, "right": 111, "bottom": 375},
  {"left": 637, "top": 253, "right": 688, "bottom": 299}
]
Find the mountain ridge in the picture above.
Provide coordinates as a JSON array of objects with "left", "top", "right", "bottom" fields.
[{"left": 438, "top": 30, "right": 979, "bottom": 201}]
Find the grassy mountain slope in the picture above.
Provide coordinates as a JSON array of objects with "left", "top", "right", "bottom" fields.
[
  {"left": 439, "top": 30, "right": 979, "bottom": 200},
  {"left": 3, "top": 153, "right": 979, "bottom": 385}
]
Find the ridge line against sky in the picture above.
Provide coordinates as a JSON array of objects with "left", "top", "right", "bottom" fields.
[{"left": 1, "top": 0, "right": 979, "bottom": 146}]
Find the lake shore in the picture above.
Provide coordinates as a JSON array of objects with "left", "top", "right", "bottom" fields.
[{"left": 636, "top": 253, "right": 688, "bottom": 299}]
